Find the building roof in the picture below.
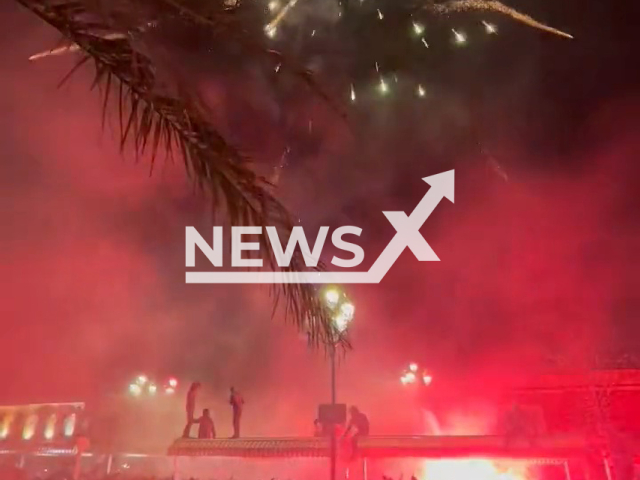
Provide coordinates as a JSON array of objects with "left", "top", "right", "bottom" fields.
[
  {"left": 518, "top": 370, "right": 640, "bottom": 392},
  {"left": 167, "top": 435, "right": 593, "bottom": 461}
]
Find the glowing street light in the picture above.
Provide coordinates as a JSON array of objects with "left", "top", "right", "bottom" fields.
[
  {"left": 321, "top": 286, "right": 354, "bottom": 338},
  {"left": 334, "top": 302, "right": 355, "bottom": 333},
  {"left": 129, "top": 375, "right": 179, "bottom": 396},
  {"left": 401, "top": 363, "right": 432, "bottom": 386},
  {"left": 400, "top": 372, "right": 417, "bottom": 385},
  {"left": 324, "top": 288, "right": 341, "bottom": 309}
]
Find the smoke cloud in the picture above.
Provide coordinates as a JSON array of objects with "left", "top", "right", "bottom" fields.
[{"left": 0, "top": 0, "right": 638, "bottom": 454}]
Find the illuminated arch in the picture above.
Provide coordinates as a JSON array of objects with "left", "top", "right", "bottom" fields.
[
  {"left": 0, "top": 412, "right": 14, "bottom": 439},
  {"left": 23, "top": 413, "right": 38, "bottom": 440},
  {"left": 63, "top": 413, "right": 76, "bottom": 437},
  {"left": 44, "top": 413, "right": 57, "bottom": 440}
]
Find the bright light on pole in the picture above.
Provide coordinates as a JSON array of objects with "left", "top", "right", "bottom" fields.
[
  {"left": 403, "top": 372, "right": 416, "bottom": 384},
  {"left": 322, "top": 286, "right": 355, "bottom": 336},
  {"left": 339, "top": 301, "right": 355, "bottom": 321},
  {"left": 334, "top": 302, "right": 355, "bottom": 333},
  {"left": 128, "top": 374, "right": 179, "bottom": 396},
  {"left": 324, "top": 288, "right": 341, "bottom": 309},
  {"left": 401, "top": 363, "right": 432, "bottom": 386}
]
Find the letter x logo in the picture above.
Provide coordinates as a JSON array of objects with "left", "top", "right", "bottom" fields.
[
  {"left": 383, "top": 210, "right": 437, "bottom": 261},
  {"left": 368, "top": 171, "right": 454, "bottom": 279}
]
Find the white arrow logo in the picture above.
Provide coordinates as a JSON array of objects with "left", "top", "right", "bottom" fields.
[{"left": 186, "top": 170, "right": 454, "bottom": 284}]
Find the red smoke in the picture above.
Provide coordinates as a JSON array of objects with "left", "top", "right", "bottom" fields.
[{"left": 1, "top": 3, "right": 639, "bottom": 453}]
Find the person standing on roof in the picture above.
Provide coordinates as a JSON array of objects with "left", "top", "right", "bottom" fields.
[
  {"left": 182, "top": 381, "right": 201, "bottom": 438},
  {"left": 230, "top": 386, "right": 245, "bottom": 438}
]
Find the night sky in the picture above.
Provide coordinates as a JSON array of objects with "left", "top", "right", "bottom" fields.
[{"left": 0, "top": 0, "right": 639, "bottom": 438}]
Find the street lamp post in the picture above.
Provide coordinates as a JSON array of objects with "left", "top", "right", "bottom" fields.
[
  {"left": 322, "top": 287, "right": 355, "bottom": 480},
  {"left": 331, "top": 344, "right": 337, "bottom": 405},
  {"left": 330, "top": 342, "right": 337, "bottom": 480}
]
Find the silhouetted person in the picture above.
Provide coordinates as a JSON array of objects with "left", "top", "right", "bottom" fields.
[
  {"left": 345, "top": 405, "right": 370, "bottom": 437},
  {"left": 504, "top": 402, "right": 522, "bottom": 442},
  {"left": 343, "top": 406, "right": 369, "bottom": 457},
  {"left": 182, "top": 381, "right": 201, "bottom": 438},
  {"left": 229, "top": 386, "right": 244, "bottom": 438},
  {"left": 194, "top": 409, "right": 216, "bottom": 439},
  {"left": 504, "top": 402, "right": 536, "bottom": 446},
  {"left": 314, "top": 419, "right": 323, "bottom": 437}
]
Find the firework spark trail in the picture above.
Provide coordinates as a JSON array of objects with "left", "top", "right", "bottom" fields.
[
  {"left": 480, "top": 146, "right": 509, "bottom": 182},
  {"left": 270, "top": 146, "right": 291, "bottom": 186},
  {"left": 29, "top": 21, "right": 159, "bottom": 61},
  {"left": 488, "top": 156, "right": 509, "bottom": 182},
  {"left": 427, "top": 0, "right": 573, "bottom": 39},
  {"left": 266, "top": 0, "right": 301, "bottom": 33},
  {"left": 29, "top": 43, "right": 80, "bottom": 60},
  {"left": 29, "top": 33, "right": 126, "bottom": 60}
]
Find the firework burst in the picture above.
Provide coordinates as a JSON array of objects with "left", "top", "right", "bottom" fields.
[
  {"left": 425, "top": 0, "right": 572, "bottom": 39},
  {"left": 18, "top": 0, "right": 572, "bottom": 342}
]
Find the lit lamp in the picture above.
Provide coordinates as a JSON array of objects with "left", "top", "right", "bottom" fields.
[
  {"left": 129, "top": 375, "right": 180, "bottom": 396},
  {"left": 401, "top": 363, "right": 432, "bottom": 386},
  {"left": 128, "top": 383, "right": 142, "bottom": 396},
  {"left": 165, "top": 377, "right": 178, "bottom": 395},
  {"left": 323, "top": 287, "right": 355, "bottom": 340}
]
